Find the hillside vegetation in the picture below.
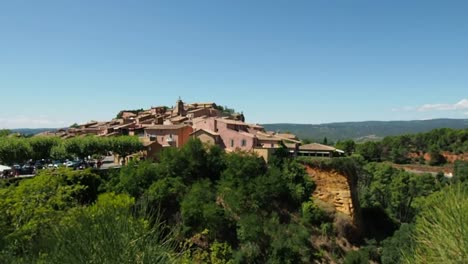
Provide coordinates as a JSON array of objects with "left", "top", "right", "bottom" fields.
[
  {"left": 263, "top": 118, "right": 468, "bottom": 142},
  {"left": 0, "top": 130, "right": 466, "bottom": 263},
  {"left": 351, "top": 128, "right": 468, "bottom": 165},
  {"left": 0, "top": 140, "right": 335, "bottom": 263}
]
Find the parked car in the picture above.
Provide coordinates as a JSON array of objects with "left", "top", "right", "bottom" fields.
[
  {"left": 21, "top": 165, "right": 34, "bottom": 175},
  {"left": 34, "top": 160, "right": 45, "bottom": 170},
  {"left": 65, "top": 161, "right": 77, "bottom": 168}
]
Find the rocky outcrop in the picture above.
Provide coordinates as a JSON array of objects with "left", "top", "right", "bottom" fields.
[
  {"left": 306, "top": 167, "right": 355, "bottom": 217},
  {"left": 305, "top": 165, "right": 362, "bottom": 234}
]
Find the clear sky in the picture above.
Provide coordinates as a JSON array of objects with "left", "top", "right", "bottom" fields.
[{"left": 0, "top": 0, "right": 467, "bottom": 128}]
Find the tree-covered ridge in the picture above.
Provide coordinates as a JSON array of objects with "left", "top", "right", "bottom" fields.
[
  {"left": 338, "top": 127, "right": 468, "bottom": 164},
  {"left": 263, "top": 118, "right": 468, "bottom": 142}
]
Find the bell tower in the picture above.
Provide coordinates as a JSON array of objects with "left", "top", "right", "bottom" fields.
[{"left": 174, "top": 97, "right": 185, "bottom": 116}]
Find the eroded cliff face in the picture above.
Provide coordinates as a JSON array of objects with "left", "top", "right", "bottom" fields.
[
  {"left": 306, "top": 166, "right": 355, "bottom": 217},
  {"left": 305, "top": 165, "right": 362, "bottom": 237}
]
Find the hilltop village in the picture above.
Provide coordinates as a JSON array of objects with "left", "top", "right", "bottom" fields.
[{"left": 39, "top": 99, "right": 343, "bottom": 162}]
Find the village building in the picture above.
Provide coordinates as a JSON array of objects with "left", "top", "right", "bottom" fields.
[
  {"left": 143, "top": 124, "right": 193, "bottom": 148},
  {"left": 189, "top": 129, "right": 221, "bottom": 146},
  {"left": 41, "top": 98, "right": 343, "bottom": 162},
  {"left": 298, "top": 143, "right": 344, "bottom": 157}
]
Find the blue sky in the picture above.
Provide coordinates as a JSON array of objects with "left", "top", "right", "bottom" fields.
[{"left": 0, "top": 0, "right": 467, "bottom": 128}]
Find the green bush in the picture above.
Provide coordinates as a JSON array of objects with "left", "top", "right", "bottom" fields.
[
  {"left": 404, "top": 184, "right": 467, "bottom": 263},
  {"left": 343, "top": 249, "right": 369, "bottom": 264}
]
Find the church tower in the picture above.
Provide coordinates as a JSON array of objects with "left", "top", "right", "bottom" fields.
[{"left": 174, "top": 97, "right": 185, "bottom": 116}]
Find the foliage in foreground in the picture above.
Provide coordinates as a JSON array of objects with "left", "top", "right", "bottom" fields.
[
  {"left": 403, "top": 183, "right": 468, "bottom": 264},
  {"left": 0, "top": 139, "right": 323, "bottom": 263},
  {"left": 1, "top": 136, "right": 466, "bottom": 263},
  {"left": 45, "top": 193, "right": 179, "bottom": 264}
]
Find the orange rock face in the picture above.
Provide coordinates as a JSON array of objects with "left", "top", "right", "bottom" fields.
[{"left": 305, "top": 166, "right": 355, "bottom": 218}]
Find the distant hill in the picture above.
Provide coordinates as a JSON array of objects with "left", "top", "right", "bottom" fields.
[
  {"left": 262, "top": 119, "right": 468, "bottom": 142},
  {"left": 10, "top": 128, "right": 56, "bottom": 136}
]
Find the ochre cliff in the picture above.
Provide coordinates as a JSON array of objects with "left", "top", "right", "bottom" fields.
[{"left": 306, "top": 166, "right": 356, "bottom": 218}]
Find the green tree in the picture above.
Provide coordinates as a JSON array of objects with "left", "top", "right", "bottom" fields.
[
  {"left": 44, "top": 192, "right": 180, "bottom": 264},
  {"left": 28, "top": 136, "right": 60, "bottom": 160},
  {"left": 180, "top": 179, "right": 226, "bottom": 238},
  {"left": 110, "top": 136, "right": 144, "bottom": 164},
  {"left": 0, "top": 129, "right": 11, "bottom": 137},
  {"left": 381, "top": 223, "right": 414, "bottom": 264},
  {"left": 81, "top": 136, "right": 109, "bottom": 160},
  {"left": 181, "top": 236, "right": 233, "bottom": 264},
  {"left": 50, "top": 143, "right": 72, "bottom": 160},
  {"left": 145, "top": 176, "right": 186, "bottom": 222},
  {"left": 336, "top": 140, "right": 356, "bottom": 155},
  {"left": 64, "top": 137, "right": 86, "bottom": 159},
  {"left": 428, "top": 146, "right": 446, "bottom": 166},
  {"left": 453, "top": 160, "right": 468, "bottom": 182},
  {"left": 0, "top": 137, "right": 32, "bottom": 165},
  {"left": 343, "top": 249, "right": 369, "bottom": 264},
  {"left": 360, "top": 163, "right": 437, "bottom": 223},
  {"left": 356, "top": 141, "right": 382, "bottom": 161},
  {"left": 404, "top": 184, "right": 468, "bottom": 263},
  {"left": 0, "top": 170, "right": 90, "bottom": 257},
  {"left": 69, "top": 123, "right": 80, "bottom": 128},
  {"left": 115, "top": 160, "right": 159, "bottom": 198},
  {"left": 389, "top": 146, "right": 410, "bottom": 164}
]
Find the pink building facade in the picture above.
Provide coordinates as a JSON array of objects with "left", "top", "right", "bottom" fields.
[
  {"left": 192, "top": 118, "right": 258, "bottom": 151},
  {"left": 144, "top": 124, "right": 193, "bottom": 148}
]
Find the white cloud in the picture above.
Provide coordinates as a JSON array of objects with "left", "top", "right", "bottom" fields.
[
  {"left": 417, "top": 99, "right": 468, "bottom": 112},
  {"left": 0, "top": 115, "right": 71, "bottom": 129}
]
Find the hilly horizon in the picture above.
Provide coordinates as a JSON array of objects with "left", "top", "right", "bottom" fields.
[{"left": 262, "top": 118, "right": 468, "bottom": 142}]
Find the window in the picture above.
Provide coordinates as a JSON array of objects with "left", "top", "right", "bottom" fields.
[
  {"left": 241, "top": 139, "right": 247, "bottom": 147},
  {"left": 230, "top": 139, "right": 234, "bottom": 147}
]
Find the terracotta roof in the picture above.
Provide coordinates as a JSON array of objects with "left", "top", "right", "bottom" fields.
[
  {"left": 144, "top": 124, "right": 190, "bottom": 130},
  {"left": 137, "top": 114, "right": 152, "bottom": 119},
  {"left": 216, "top": 118, "right": 248, "bottom": 126},
  {"left": 192, "top": 116, "right": 211, "bottom": 123},
  {"left": 83, "top": 127, "right": 103, "bottom": 131},
  {"left": 139, "top": 119, "right": 154, "bottom": 124},
  {"left": 299, "top": 143, "right": 336, "bottom": 152},
  {"left": 104, "top": 132, "right": 120, "bottom": 137},
  {"left": 284, "top": 143, "right": 298, "bottom": 149},
  {"left": 187, "top": 108, "right": 207, "bottom": 113},
  {"left": 256, "top": 134, "right": 283, "bottom": 141},
  {"left": 113, "top": 123, "right": 135, "bottom": 129},
  {"left": 189, "top": 102, "right": 215, "bottom": 106},
  {"left": 81, "top": 121, "right": 98, "bottom": 126},
  {"left": 171, "top": 116, "right": 188, "bottom": 122},
  {"left": 121, "top": 112, "right": 137, "bottom": 118},
  {"left": 190, "top": 129, "right": 220, "bottom": 136},
  {"left": 276, "top": 133, "right": 298, "bottom": 140},
  {"left": 239, "top": 131, "right": 256, "bottom": 138},
  {"left": 248, "top": 124, "right": 264, "bottom": 129},
  {"left": 273, "top": 133, "right": 301, "bottom": 143}
]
